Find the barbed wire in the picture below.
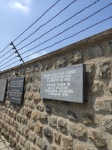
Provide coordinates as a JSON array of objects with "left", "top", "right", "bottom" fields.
[
  {"left": 20, "top": 2, "right": 112, "bottom": 55},
  {"left": 18, "top": 0, "right": 101, "bottom": 51},
  {"left": 0, "top": 0, "right": 61, "bottom": 57},
  {"left": 13, "top": 0, "right": 61, "bottom": 42},
  {"left": 0, "top": 1, "right": 111, "bottom": 71},
  {"left": 0, "top": 3, "right": 111, "bottom": 68},
  {"left": 1, "top": 16, "right": 111, "bottom": 70},
  {"left": 0, "top": 0, "right": 77, "bottom": 61},
  {"left": 0, "top": 44, "right": 10, "bottom": 53},
  {"left": 0, "top": 48, "right": 13, "bottom": 59},
  {"left": 15, "top": 0, "right": 78, "bottom": 47},
  {"left": 0, "top": 60, "right": 21, "bottom": 70},
  {"left": 22, "top": 16, "right": 112, "bottom": 60}
]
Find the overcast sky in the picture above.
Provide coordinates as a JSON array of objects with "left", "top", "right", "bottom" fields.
[{"left": 0, "top": 0, "right": 112, "bottom": 71}]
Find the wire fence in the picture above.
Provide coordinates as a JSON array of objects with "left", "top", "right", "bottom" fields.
[{"left": 0, "top": 0, "right": 112, "bottom": 71}]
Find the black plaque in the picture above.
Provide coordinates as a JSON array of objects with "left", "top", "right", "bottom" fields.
[
  {"left": 8, "top": 77, "right": 25, "bottom": 104},
  {"left": 40, "top": 64, "right": 86, "bottom": 103},
  {"left": 0, "top": 79, "right": 7, "bottom": 102}
]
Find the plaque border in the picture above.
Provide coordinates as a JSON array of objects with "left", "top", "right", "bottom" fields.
[
  {"left": 8, "top": 77, "right": 25, "bottom": 105},
  {"left": 40, "top": 64, "right": 86, "bottom": 103},
  {"left": 0, "top": 79, "right": 7, "bottom": 103}
]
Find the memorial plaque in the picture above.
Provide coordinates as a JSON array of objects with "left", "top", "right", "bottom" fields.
[
  {"left": 8, "top": 77, "right": 25, "bottom": 104},
  {"left": 40, "top": 64, "right": 86, "bottom": 103},
  {"left": 0, "top": 79, "right": 7, "bottom": 102}
]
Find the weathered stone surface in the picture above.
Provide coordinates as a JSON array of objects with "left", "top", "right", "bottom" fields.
[
  {"left": 62, "top": 137, "right": 73, "bottom": 150},
  {"left": 75, "top": 142, "right": 97, "bottom": 150},
  {"left": 37, "top": 105, "right": 44, "bottom": 112},
  {"left": 95, "top": 61, "right": 111, "bottom": 79},
  {"left": 46, "top": 105, "right": 52, "bottom": 114},
  {"left": 0, "top": 29, "right": 112, "bottom": 150},
  {"left": 69, "top": 52, "right": 82, "bottom": 64},
  {"left": 67, "top": 109, "right": 79, "bottom": 121},
  {"left": 49, "top": 116, "right": 57, "bottom": 128},
  {"left": 89, "top": 129, "right": 106, "bottom": 147},
  {"left": 50, "top": 145, "right": 59, "bottom": 150},
  {"left": 94, "top": 97, "right": 112, "bottom": 114},
  {"left": 107, "top": 40, "right": 112, "bottom": 54},
  {"left": 56, "top": 58, "right": 65, "bottom": 68},
  {"left": 34, "top": 122, "right": 43, "bottom": 136},
  {"left": 92, "top": 80, "right": 104, "bottom": 95},
  {"left": 31, "top": 110, "right": 38, "bottom": 121},
  {"left": 44, "top": 127, "right": 53, "bottom": 141},
  {"left": 30, "top": 143, "right": 39, "bottom": 150},
  {"left": 108, "top": 81, "right": 112, "bottom": 93},
  {"left": 29, "top": 131, "right": 36, "bottom": 143},
  {"left": 54, "top": 131, "right": 61, "bottom": 145},
  {"left": 69, "top": 122, "right": 87, "bottom": 138},
  {"left": 87, "top": 45, "right": 103, "bottom": 59},
  {"left": 82, "top": 113, "right": 95, "bottom": 124},
  {"left": 58, "top": 119, "right": 68, "bottom": 134},
  {"left": 101, "top": 116, "right": 112, "bottom": 133}
]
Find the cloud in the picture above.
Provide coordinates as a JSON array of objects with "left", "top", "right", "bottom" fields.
[{"left": 9, "top": 0, "right": 32, "bottom": 14}]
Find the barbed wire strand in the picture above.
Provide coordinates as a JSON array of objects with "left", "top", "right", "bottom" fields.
[
  {"left": 15, "top": 0, "right": 78, "bottom": 47},
  {"left": 0, "top": 57, "right": 17, "bottom": 68},
  {"left": 0, "top": 60, "right": 21, "bottom": 70},
  {"left": 1, "top": 16, "right": 111, "bottom": 70},
  {"left": 0, "top": 0, "right": 104, "bottom": 66},
  {"left": 0, "top": 0, "right": 76, "bottom": 58},
  {"left": 0, "top": 51, "right": 15, "bottom": 64},
  {"left": 18, "top": 0, "right": 101, "bottom": 51},
  {"left": 0, "top": 48, "right": 13, "bottom": 59},
  {"left": 13, "top": 0, "right": 61, "bottom": 42},
  {"left": 20, "top": 2, "right": 111, "bottom": 55},
  {"left": 0, "top": 44, "right": 10, "bottom": 53},
  {"left": 0, "top": 2, "right": 111, "bottom": 67},
  {"left": 22, "top": 17, "right": 112, "bottom": 60}
]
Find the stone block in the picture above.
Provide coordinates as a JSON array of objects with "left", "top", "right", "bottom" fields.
[
  {"left": 82, "top": 113, "right": 96, "bottom": 124},
  {"left": 95, "top": 61, "right": 111, "bottom": 79},
  {"left": 101, "top": 116, "right": 112, "bottom": 133},
  {"left": 46, "top": 104, "right": 52, "bottom": 114},
  {"left": 58, "top": 118, "right": 68, "bottom": 134},
  {"left": 75, "top": 142, "right": 97, "bottom": 150},
  {"left": 67, "top": 109, "right": 79, "bottom": 121},
  {"left": 62, "top": 136, "right": 73, "bottom": 150},
  {"left": 69, "top": 122, "right": 87, "bottom": 138},
  {"left": 92, "top": 80, "right": 104, "bottom": 95},
  {"left": 37, "top": 105, "right": 44, "bottom": 112},
  {"left": 54, "top": 131, "right": 61, "bottom": 145},
  {"left": 49, "top": 116, "right": 57, "bottom": 129},
  {"left": 89, "top": 129, "right": 106, "bottom": 147},
  {"left": 69, "top": 52, "right": 82, "bottom": 65},
  {"left": 25, "top": 140, "right": 31, "bottom": 150},
  {"left": 38, "top": 112, "right": 48, "bottom": 124},
  {"left": 31, "top": 110, "right": 38, "bottom": 121},
  {"left": 107, "top": 40, "right": 112, "bottom": 54},
  {"left": 108, "top": 81, "right": 112, "bottom": 93},
  {"left": 94, "top": 97, "right": 112, "bottom": 114},
  {"left": 44, "top": 127, "right": 53, "bottom": 141},
  {"left": 87, "top": 45, "right": 103, "bottom": 59},
  {"left": 29, "top": 131, "right": 36, "bottom": 143},
  {"left": 34, "top": 122, "right": 43, "bottom": 136},
  {"left": 50, "top": 145, "right": 59, "bottom": 150}
]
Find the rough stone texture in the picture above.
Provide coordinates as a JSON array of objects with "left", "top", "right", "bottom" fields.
[
  {"left": 88, "top": 129, "right": 107, "bottom": 147},
  {"left": 69, "top": 122, "right": 87, "bottom": 138},
  {"left": 0, "top": 29, "right": 112, "bottom": 150}
]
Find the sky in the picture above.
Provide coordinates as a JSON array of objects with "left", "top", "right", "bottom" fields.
[{"left": 0, "top": 0, "right": 112, "bottom": 71}]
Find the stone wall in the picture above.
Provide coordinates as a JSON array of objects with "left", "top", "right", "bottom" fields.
[{"left": 0, "top": 29, "right": 112, "bottom": 150}]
